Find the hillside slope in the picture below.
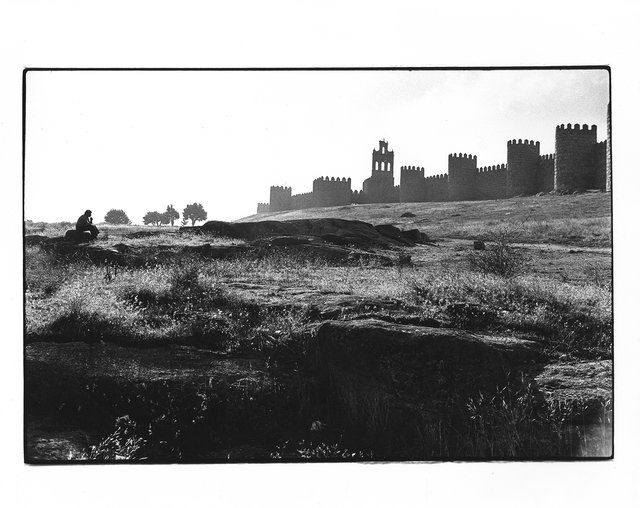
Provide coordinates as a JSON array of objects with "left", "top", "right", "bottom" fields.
[{"left": 238, "top": 192, "right": 612, "bottom": 247}]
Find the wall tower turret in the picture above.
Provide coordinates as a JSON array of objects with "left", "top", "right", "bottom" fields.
[
  {"left": 506, "top": 139, "right": 540, "bottom": 197},
  {"left": 312, "top": 176, "right": 352, "bottom": 207},
  {"left": 554, "top": 124, "right": 598, "bottom": 191},
  {"left": 448, "top": 153, "right": 477, "bottom": 201},
  {"left": 269, "top": 185, "right": 292, "bottom": 212},
  {"left": 399, "top": 166, "right": 427, "bottom": 202}
]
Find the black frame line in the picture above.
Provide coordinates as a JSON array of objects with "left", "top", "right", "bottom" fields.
[{"left": 22, "top": 66, "right": 613, "bottom": 465}]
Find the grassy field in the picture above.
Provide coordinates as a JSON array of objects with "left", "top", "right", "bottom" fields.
[
  {"left": 24, "top": 192, "right": 612, "bottom": 460},
  {"left": 241, "top": 192, "right": 612, "bottom": 247}
]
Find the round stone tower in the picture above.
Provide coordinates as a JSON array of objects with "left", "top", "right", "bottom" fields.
[
  {"left": 554, "top": 123, "right": 597, "bottom": 192},
  {"left": 400, "top": 166, "right": 426, "bottom": 203},
  {"left": 448, "top": 153, "right": 477, "bottom": 201},
  {"left": 506, "top": 139, "right": 540, "bottom": 197},
  {"left": 269, "top": 185, "right": 292, "bottom": 212}
]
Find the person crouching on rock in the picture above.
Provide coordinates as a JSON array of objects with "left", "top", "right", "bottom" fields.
[{"left": 76, "top": 209, "right": 99, "bottom": 239}]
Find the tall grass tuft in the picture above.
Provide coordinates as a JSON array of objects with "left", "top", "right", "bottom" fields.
[{"left": 468, "top": 224, "right": 529, "bottom": 278}]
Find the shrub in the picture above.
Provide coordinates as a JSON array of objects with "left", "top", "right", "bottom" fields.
[
  {"left": 143, "top": 211, "right": 164, "bottom": 226},
  {"left": 40, "top": 296, "right": 133, "bottom": 342},
  {"left": 164, "top": 205, "right": 180, "bottom": 226},
  {"left": 25, "top": 246, "right": 68, "bottom": 296},
  {"left": 183, "top": 202, "right": 208, "bottom": 226},
  {"left": 468, "top": 224, "right": 529, "bottom": 278},
  {"left": 104, "top": 209, "right": 132, "bottom": 225},
  {"left": 81, "top": 415, "right": 146, "bottom": 460}
]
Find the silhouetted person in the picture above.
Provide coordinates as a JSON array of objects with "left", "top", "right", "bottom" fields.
[{"left": 76, "top": 209, "right": 99, "bottom": 239}]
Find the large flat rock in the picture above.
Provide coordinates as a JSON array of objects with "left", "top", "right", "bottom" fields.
[
  {"left": 312, "top": 318, "right": 539, "bottom": 395},
  {"left": 26, "top": 341, "right": 271, "bottom": 384},
  {"left": 183, "top": 218, "right": 428, "bottom": 248}
]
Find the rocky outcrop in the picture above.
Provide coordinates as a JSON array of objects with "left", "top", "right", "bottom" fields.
[
  {"left": 182, "top": 218, "right": 431, "bottom": 248},
  {"left": 64, "top": 230, "right": 93, "bottom": 242},
  {"left": 311, "top": 319, "right": 539, "bottom": 397},
  {"left": 308, "top": 319, "right": 540, "bottom": 456}
]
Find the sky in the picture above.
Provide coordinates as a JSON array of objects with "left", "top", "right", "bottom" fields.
[{"left": 25, "top": 69, "right": 609, "bottom": 223}]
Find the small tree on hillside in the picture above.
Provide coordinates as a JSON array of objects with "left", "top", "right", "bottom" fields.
[
  {"left": 160, "top": 212, "right": 171, "bottom": 226},
  {"left": 183, "top": 202, "right": 208, "bottom": 226},
  {"left": 143, "top": 211, "right": 163, "bottom": 226},
  {"left": 165, "top": 204, "right": 180, "bottom": 226},
  {"left": 104, "top": 209, "right": 132, "bottom": 225}
]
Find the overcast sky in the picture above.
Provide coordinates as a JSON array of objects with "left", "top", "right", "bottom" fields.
[{"left": 25, "top": 69, "right": 609, "bottom": 223}]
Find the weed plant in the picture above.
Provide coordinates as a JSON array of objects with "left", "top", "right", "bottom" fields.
[{"left": 467, "top": 224, "right": 529, "bottom": 278}]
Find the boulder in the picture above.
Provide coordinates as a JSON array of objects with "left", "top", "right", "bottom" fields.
[
  {"left": 374, "top": 224, "right": 412, "bottom": 245},
  {"left": 308, "top": 319, "right": 539, "bottom": 453},
  {"left": 473, "top": 240, "right": 486, "bottom": 250},
  {"left": 320, "top": 234, "right": 352, "bottom": 246},
  {"left": 401, "top": 229, "right": 431, "bottom": 244},
  {"left": 124, "top": 230, "right": 168, "bottom": 239},
  {"left": 64, "top": 230, "right": 93, "bottom": 242},
  {"left": 259, "top": 236, "right": 312, "bottom": 247},
  {"left": 400, "top": 212, "right": 416, "bottom": 218},
  {"left": 311, "top": 319, "right": 538, "bottom": 397},
  {"left": 185, "top": 218, "right": 420, "bottom": 248},
  {"left": 270, "top": 243, "right": 393, "bottom": 267}
]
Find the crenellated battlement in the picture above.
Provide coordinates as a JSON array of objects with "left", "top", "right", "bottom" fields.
[
  {"left": 507, "top": 139, "right": 540, "bottom": 147},
  {"left": 555, "top": 122, "right": 599, "bottom": 191},
  {"left": 477, "top": 164, "right": 507, "bottom": 173},
  {"left": 269, "top": 185, "right": 292, "bottom": 212},
  {"left": 556, "top": 123, "right": 597, "bottom": 132},
  {"left": 258, "top": 113, "right": 609, "bottom": 212},
  {"left": 400, "top": 166, "right": 424, "bottom": 175},
  {"left": 448, "top": 153, "right": 477, "bottom": 160},
  {"left": 506, "top": 138, "right": 541, "bottom": 196},
  {"left": 312, "top": 174, "right": 352, "bottom": 207},
  {"left": 313, "top": 176, "right": 351, "bottom": 183},
  {"left": 448, "top": 152, "right": 477, "bottom": 200}
]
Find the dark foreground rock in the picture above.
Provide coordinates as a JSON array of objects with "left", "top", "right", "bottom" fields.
[
  {"left": 183, "top": 218, "right": 431, "bottom": 248},
  {"left": 309, "top": 319, "right": 541, "bottom": 456},
  {"left": 25, "top": 342, "right": 307, "bottom": 461},
  {"left": 64, "top": 230, "right": 93, "bottom": 242},
  {"left": 312, "top": 319, "right": 539, "bottom": 397},
  {"left": 41, "top": 240, "right": 141, "bottom": 266}
]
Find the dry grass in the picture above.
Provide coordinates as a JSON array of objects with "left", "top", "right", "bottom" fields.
[
  {"left": 240, "top": 192, "right": 612, "bottom": 247},
  {"left": 24, "top": 208, "right": 612, "bottom": 459},
  {"left": 25, "top": 239, "right": 611, "bottom": 360}
]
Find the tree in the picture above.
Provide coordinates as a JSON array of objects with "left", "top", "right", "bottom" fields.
[
  {"left": 143, "top": 211, "right": 163, "bottom": 226},
  {"left": 183, "top": 202, "right": 208, "bottom": 226},
  {"left": 165, "top": 204, "right": 180, "bottom": 226},
  {"left": 160, "top": 212, "right": 171, "bottom": 226},
  {"left": 104, "top": 209, "right": 132, "bottom": 225}
]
